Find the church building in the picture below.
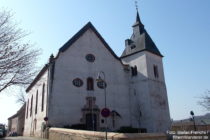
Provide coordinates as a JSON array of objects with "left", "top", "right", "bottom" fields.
[{"left": 23, "top": 11, "right": 170, "bottom": 137}]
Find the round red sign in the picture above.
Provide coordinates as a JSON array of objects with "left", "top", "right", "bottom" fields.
[
  {"left": 101, "top": 108, "right": 110, "bottom": 118},
  {"left": 44, "top": 117, "right": 48, "bottom": 121}
]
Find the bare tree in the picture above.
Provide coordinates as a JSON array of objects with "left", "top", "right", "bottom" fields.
[
  {"left": 198, "top": 90, "right": 210, "bottom": 111},
  {"left": 0, "top": 10, "right": 39, "bottom": 93},
  {"left": 14, "top": 88, "right": 26, "bottom": 105}
]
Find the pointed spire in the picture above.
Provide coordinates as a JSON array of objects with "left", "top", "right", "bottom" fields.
[
  {"left": 133, "top": 1, "right": 144, "bottom": 29},
  {"left": 49, "top": 54, "right": 54, "bottom": 63},
  {"left": 134, "top": 10, "right": 144, "bottom": 27},
  {"left": 134, "top": 1, "right": 142, "bottom": 24},
  {"left": 121, "top": 1, "right": 162, "bottom": 58},
  {"left": 136, "top": 11, "right": 140, "bottom": 23}
]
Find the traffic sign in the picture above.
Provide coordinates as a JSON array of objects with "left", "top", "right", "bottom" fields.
[
  {"left": 44, "top": 117, "right": 48, "bottom": 121},
  {"left": 101, "top": 108, "right": 110, "bottom": 118}
]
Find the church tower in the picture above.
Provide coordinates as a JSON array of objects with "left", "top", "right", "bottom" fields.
[{"left": 121, "top": 11, "right": 171, "bottom": 132}]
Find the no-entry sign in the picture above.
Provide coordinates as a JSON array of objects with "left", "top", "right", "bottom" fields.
[{"left": 101, "top": 108, "right": 110, "bottom": 118}]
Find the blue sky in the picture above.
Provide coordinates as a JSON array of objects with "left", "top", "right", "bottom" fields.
[{"left": 0, "top": 0, "right": 210, "bottom": 124}]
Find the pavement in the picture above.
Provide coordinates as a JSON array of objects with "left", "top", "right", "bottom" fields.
[{"left": 0, "top": 137, "right": 47, "bottom": 140}]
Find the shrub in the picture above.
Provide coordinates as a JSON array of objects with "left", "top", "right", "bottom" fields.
[
  {"left": 117, "top": 126, "right": 147, "bottom": 133},
  {"left": 71, "top": 124, "right": 86, "bottom": 130},
  {"left": 117, "top": 126, "right": 139, "bottom": 133},
  {"left": 63, "top": 124, "right": 86, "bottom": 130}
]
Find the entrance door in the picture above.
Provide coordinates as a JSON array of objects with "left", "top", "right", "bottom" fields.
[{"left": 86, "top": 113, "right": 97, "bottom": 130}]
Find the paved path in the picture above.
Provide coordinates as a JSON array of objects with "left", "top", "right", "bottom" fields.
[{"left": 0, "top": 137, "right": 47, "bottom": 140}]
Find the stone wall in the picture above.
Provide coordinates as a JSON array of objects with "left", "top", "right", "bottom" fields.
[{"left": 49, "top": 128, "right": 167, "bottom": 140}]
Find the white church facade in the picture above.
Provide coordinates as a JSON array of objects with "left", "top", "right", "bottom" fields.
[{"left": 23, "top": 12, "right": 170, "bottom": 137}]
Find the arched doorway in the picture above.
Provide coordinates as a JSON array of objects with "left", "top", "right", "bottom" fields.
[
  {"left": 86, "top": 113, "right": 97, "bottom": 130},
  {"left": 82, "top": 96, "right": 100, "bottom": 130}
]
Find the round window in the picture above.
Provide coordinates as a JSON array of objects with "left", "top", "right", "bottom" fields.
[
  {"left": 86, "top": 54, "right": 95, "bottom": 62},
  {"left": 97, "top": 81, "right": 107, "bottom": 89},
  {"left": 72, "top": 78, "right": 83, "bottom": 87}
]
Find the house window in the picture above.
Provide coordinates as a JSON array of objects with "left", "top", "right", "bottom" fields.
[
  {"left": 26, "top": 99, "right": 29, "bottom": 118},
  {"left": 35, "top": 90, "right": 38, "bottom": 114},
  {"left": 153, "top": 65, "right": 159, "bottom": 78},
  {"left": 87, "top": 77, "right": 94, "bottom": 90},
  {"left": 41, "top": 83, "right": 45, "bottom": 112},
  {"left": 30, "top": 95, "right": 33, "bottom": 117},
  {"left": 131, "top": 65, "right": 138, "bottom": 76}
]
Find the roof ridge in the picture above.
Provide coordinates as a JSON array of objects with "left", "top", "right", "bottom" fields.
[{"left": 58, "top": 22, "right": 119, "bottom": 60}]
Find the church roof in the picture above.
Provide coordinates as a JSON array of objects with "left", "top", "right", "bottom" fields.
[
  {"left": 26, "top": 64, "right": 49, "bottom": 92},
  {"left": 121, "top": 31, "right": 163, "bottom": 58},
  {"left": 59, "top": 22, "right": 119, "bottom": 60},
  {"left": 121, "top": 12, "right": 163, "bottom": 58}
]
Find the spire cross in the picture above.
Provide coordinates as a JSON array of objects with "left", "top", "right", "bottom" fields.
[{"left": 135, "top": 0, "right": 138, "bottom": 11}]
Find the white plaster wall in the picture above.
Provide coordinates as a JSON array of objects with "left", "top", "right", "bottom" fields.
[
  {"left": 145, "top": 52, "right": 165, "bottom": 82},
  {"left": 11, "top": 117, "right": 18, "bottom": 132},
  {"left": 121, "top": 51, "right": 170, "bottom": 132},
  {"left": 49, "top": 29, "right": 130, "bottom": 130},
  {"left": 122, "top": 52, "right": 154, "bottom": 132},
  {"left": 121, "top": 52, "right": 148, "bottom": 79},
  {"left": 24, "top": 70, "right": 48, "bottom": 137},
  {"left": 145, "top": 52, "right": 171, "bottom": 132},
  {"left": 147, "top": 80, "right": 170, "bottom": 132}
]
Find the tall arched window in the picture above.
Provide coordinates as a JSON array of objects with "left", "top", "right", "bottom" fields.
[
  {"left": 30, "top": 95, "right": 33, "bottom": 116},
  {"left": 41, "top": 83, "right": 45, "bottom": 112},
  {"left": 34, "top": 119, "right": 37, "bottom": 130},
  {"left": 87, "top": 77, "right": 94, "bottom": 90},
  {"left": 26, "top": 99, "right": 29, "bottom": 118},
  {"left": 35, "top": 90, "right": 38, "bottom": 114}
]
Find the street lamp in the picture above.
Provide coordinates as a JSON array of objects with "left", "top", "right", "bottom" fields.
[
  {"left": 96, "top": 71, "right": 108, "bottom": 140},
  {"left": 190, "top": 111, "right": 196, "bottom": 131}
]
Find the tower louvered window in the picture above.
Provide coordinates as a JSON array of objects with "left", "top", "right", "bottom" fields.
[
  {"left": 131, "top": 66, "right": 137, "bottom": 76},
  {"left": 153, "top": 65, "right": 159, "bottom": 78}
]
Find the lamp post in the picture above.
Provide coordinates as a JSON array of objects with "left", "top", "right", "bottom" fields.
[
  {"left": 96, "top": 71, "right": 108, "bottom": 140},
  {"left": 190, "top": 111, "right": 196, "bottom": 131}
]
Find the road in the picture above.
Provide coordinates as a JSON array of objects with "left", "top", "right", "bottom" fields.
[{"left": 0, "top": 137, "right": 47, "bottom": 140}]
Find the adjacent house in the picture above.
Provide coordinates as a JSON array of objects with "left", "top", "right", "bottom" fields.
[{"left": 8, "top": 104, "right": 25, "bottom": 136}]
